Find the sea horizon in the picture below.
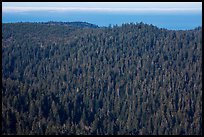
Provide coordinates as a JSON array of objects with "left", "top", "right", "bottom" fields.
[{"left": 2, "top": 12, "right": 202, "bottom": 30}]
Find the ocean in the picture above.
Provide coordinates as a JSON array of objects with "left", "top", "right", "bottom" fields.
[{"left": 2, "top": 11, "right": 202, "bottom": 30}]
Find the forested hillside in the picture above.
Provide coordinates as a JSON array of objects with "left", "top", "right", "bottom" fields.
[{"left": 2, "top": 22, "right": 202, "bottom": 135}]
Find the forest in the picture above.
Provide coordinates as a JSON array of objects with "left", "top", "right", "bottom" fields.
[{"left": 2, "top": 22, "right": 202, "bottom": 135}]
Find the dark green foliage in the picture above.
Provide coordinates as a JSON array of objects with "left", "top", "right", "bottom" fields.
[{"left": 2, "top": 22, "right": 202, "bottom": 135}]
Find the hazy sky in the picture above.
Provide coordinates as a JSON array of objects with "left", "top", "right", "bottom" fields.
[{"left": 2, "top": 2, "right": 202, "bottom": 13}]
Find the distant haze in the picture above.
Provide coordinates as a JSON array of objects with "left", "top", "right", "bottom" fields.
[{"left": 2, "top": 2, "right": 202, "bottom": 30}]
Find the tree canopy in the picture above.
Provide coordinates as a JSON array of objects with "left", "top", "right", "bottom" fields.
[{"left": 2, "top": 22, "right": 202, "bottom": 135}]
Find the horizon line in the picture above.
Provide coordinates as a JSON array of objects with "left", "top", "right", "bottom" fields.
[{"left": 2, "top": 6, "right": 201, "bottom": 13}]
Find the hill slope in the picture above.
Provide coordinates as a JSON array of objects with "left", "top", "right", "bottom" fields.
[{"left": 2, "top": 22, "right": 202, "bottom": 135}]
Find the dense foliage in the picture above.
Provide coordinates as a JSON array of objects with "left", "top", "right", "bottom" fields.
[{"left": 2, "top": 22, "right": 202, "bottom": 135}]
